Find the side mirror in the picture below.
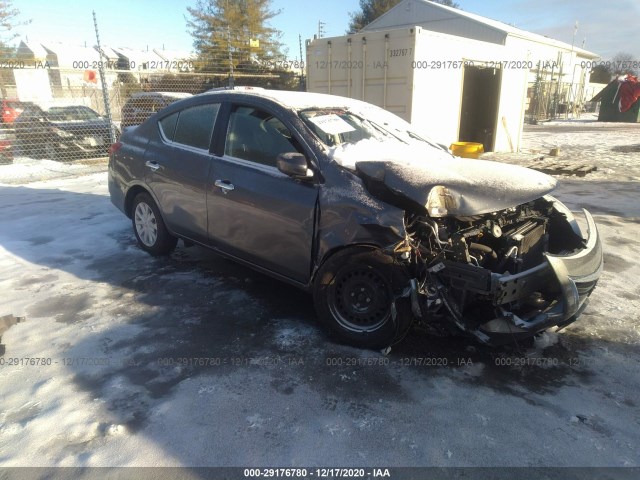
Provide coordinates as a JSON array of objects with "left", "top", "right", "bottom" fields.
[{"left": 277, "top": 152, "right": 312, "bottom": 179}]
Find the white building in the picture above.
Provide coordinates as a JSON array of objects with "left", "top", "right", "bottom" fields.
[{"left": 307, "top": 0, "right": 599, "bottom": 152}]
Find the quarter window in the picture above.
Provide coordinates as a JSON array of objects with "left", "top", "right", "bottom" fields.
[{"left": 159, "top": 112, "right": 179, "bottom": 141}]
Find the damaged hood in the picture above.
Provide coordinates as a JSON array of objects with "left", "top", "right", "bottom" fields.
[{"left": 331, "top": 140, "right": 557, "bottom": 216}]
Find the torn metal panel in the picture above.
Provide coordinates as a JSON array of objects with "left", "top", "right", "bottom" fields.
[{"left": 313, "top": 167, "right": 407, "bottom": 270}]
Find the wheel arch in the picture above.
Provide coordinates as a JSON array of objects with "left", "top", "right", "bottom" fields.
[
  {"left": 311, "top": 243, "right": 385, "bottom": 286},
  {"left": 311, "top": 242, "right": 413, "bottom": 349},
  {"left": 124, "top": 184, "right": 155, "bottom": 218}
]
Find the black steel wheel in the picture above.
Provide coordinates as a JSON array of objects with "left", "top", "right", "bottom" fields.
[
  {"left": 328, "top": 265, "right": 391, "bottom": 333},
  {"left": 313, "top": 247, "right": 412, "bottom": 349}
]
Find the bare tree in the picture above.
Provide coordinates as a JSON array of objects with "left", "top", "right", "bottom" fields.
[
  {"left": 611, "top": 52, "right": 639, "bottom": 77},
  {"left": 0, "top": 0, "right": 30, "bottom": 51}
]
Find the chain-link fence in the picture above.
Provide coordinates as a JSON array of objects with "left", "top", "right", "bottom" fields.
[{"left": 0, "top": 60, "right": 304, "bottom": 164}]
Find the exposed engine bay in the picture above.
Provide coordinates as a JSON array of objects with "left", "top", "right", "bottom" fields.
[
  {"left": 345, "top": 157, "right": 603, "bottom": 346},
  {"left": 391, "top": 196, "right": 597, "bottom": 344}
]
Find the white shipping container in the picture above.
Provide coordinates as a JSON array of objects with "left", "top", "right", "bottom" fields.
[{"left": 307, "top": 27, "right": 530, "bottom": 153}]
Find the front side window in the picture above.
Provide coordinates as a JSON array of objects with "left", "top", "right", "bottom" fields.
[
  {"left": 161, "top": 103, "right": 219, "bottom": 150},
  {"left": 224, "top": 106, "right": 303, "bottom": 167}
]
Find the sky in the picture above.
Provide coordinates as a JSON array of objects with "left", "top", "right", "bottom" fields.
[{"left": 9, "top": 0, "right": 640, "bottom": 62}]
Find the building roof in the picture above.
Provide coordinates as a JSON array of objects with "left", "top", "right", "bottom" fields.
[
  {"left": 362, "top": 0, "right": 599, "bottom": 58},
  {"left": 589, "top": 81, "right": 616, "bottom": 103},
  {"left": 152, "top": 49, "right": 196, "bottom": 62},
  {"left": 109, "top": 46, "right": 164, "bottom": 66},
  {"left": 41, "top": 42, "right": 102, "bottom": 66},
  {"left": 16, "top": 41, "right": 49, "bottom": 60}
]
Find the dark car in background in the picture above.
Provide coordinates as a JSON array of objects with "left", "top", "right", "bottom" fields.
[
  {"left": 14, "top": 104, "right": 118, "bottom": 160},
  {"left": 120, "top": 91, "right": 192, "bottom": 128},
  {"left": 109, "top": 88, "right": 603, "bottom": 350}
]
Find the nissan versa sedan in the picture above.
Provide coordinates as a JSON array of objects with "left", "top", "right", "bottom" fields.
[{"left": 108, "top": 87, "right": 603, "bottom": 349}]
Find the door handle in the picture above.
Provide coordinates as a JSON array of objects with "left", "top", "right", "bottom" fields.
[
  {"left": 145, "top": 160, "right": 161, "bottom": 171},
  {"left": 214, "top": 179, "right": 235, "bottom": 194}
]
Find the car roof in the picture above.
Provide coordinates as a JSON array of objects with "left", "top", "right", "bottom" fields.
[
  {"left": 129, "top": 91, "right": 192, "bottom": 99},
  {"left": 200, "top": 87, "right": 377, "bottom": 111}
]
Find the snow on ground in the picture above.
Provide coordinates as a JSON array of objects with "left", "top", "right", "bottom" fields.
[
  {"left": 0, "top": 156, "right": 108, "bottom": 185},
  {"left": 0, "top": 120, "right": 639, "bottom": 470},
  {"left": 484, "top": 118, "right": 640, "bottom": 217}
]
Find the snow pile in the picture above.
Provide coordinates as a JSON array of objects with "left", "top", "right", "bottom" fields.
[{"left": 0, "top": 156, "right": 107, "bottom": 185}]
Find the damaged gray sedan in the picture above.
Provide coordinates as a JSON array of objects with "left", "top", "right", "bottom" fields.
[{"left": 108, "top": 87, "right": 603, "bottom": 349}]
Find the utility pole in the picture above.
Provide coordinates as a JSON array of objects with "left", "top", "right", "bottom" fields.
[
  {"left": 298, "top": 33, "right": 305, "bottom": 90},
  {"left": 228, "top": 25, "right": 234, "bottom": 88},
  {"left": 92, "top": 11, "right": 117, "bottom": 144},
  {"left": 568, "top": 21, "right": 579, "bottom": 118},
  {"left": 318, "top": 21, "right": 326, "bottom": 39},
  {"left": 226, "top": 0, "right": 234, "bottom": 88}
]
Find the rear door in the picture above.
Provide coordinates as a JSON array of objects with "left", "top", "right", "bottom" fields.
[
  {"left": 144, "top": 102, "right": 221, "bottom": 244},
  {"left": 207, "top": 103, "right": 319, "bottom": 284}
]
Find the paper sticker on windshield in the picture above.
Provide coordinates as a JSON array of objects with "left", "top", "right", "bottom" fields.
[{"left": 308, "top": 114, "right": 356, "bottom": 135}]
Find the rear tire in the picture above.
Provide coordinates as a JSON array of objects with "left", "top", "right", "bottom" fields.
[
  {"left": 131, "top": 192, "right": 177, "bottom": 256},
  {"left": 313, "top": 247, "right": 413, "bottom": 349}
]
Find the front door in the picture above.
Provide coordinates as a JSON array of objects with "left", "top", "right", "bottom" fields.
[{"left": 207, "top": 104, "right": 319, "bottom": 284}]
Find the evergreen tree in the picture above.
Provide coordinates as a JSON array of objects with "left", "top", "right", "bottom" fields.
[{"left": 186, "top": 0, "right": 284, "bottom": 74}]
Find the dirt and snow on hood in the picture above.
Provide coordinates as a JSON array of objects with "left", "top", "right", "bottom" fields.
[{"left": 331, "top": 139, "right": 557, "bottom": 215}]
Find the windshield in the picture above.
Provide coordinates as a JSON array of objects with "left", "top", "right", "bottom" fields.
[
  {"left": 299, "top": 109, "right": 393, "bottom": 146},
  {"left": 299, "top": 106, "right": 443, "bottom": 151},
  {"left": 46, "top": 106, "right": 101, "bottom": 122},
  {"left": 299, "top": 105, "right": 452, "bottom": 170}
]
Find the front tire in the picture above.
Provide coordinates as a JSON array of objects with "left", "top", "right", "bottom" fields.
[
  {"left": 313, "top": 247, "right": 413, "bottom": 349},
  {"left": 131, "top": 192, "right": 177, "bottom": 256}
]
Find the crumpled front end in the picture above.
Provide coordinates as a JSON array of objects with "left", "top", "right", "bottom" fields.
[
  {"left": 478, "top": 208, "right": 602, "bottom": 343},
  {"left": 395, "top": 195, "right": 603, "bottom": 345}
]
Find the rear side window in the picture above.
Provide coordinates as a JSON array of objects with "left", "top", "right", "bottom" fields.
[
  {"left": 159, "top": 112, "right": 179, "bottom": 141},
  {"left": 159, "top": 103, "right": 220, "bottom": 150}
]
